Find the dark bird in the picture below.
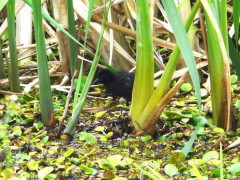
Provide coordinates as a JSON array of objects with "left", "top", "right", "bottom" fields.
[{"left": 93, "top": 69, "right": 135, "bottom": 101}]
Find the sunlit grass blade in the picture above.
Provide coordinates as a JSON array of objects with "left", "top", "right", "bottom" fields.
[
  {"left": 134, "top": 0, "right": 201, "bottom": 134},
  {"left": 32, "top": 0, "right": 54, "bottom": 126},
  {"left": 190, "top": 164, "right": 204, "bottom": 180},
  {"left": 6, "top": 0, "right": 20, "bottom": 92},
  {"left": 129, "top": 0, "right": 154, "bottom": 129},
  {"left": 201, "top": 0, "right": 231, "bottom": 129},
  {"left": 162, "top": 0, "right": 201, "bottom": 111}
]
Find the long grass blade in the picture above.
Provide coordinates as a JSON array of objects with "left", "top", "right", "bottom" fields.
[
  {"left": 233, "top": 0, "right": 240, "bottom": 46},
  {"left": 6, "top": 0, "right": 20, "bottom": 92},
  {"left": 162, "top": 0, "right": 201, "bottom": 111},
  {"left": 130, "top": 0, "right": 154, "bottom": 127},
  {"left": 32, "top": 0, "right": 54, "bottom": 126},
  {"left": 228, "top": 36, "right": 240, "bottom": 78}
]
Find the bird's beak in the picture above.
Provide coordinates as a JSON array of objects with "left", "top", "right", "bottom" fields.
[{"left": 92, "top": 78, "right": 101, "bottom": 85}]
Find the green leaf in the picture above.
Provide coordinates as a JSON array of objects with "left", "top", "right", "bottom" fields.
[
  {"left": 79, "top": 165, "right": 97, "bottom": 175},
  {"left": 188, "top": 159, "right": 205, "bottom": 167},
  {"left": 46, "top": 174, "right": 57, "bottom": 180},
  {"left": 174, "top": 101, "right": 186, "bottom": 107},
  {"left": 55, "top": 156, "right": 65, "bottom": 164},
  {"left": 164, "top": 164, "right": 179, "bottom": 177},
  {"left": 149, "top": 161, "right": 161, "bottom": 169},
  {"left": 230, "top": 75, "right": 238, "bottom": 83},
  {"left": 157, "top": 136, "right": 166, "bottom": 141},
  {"left": 210, "top": 169, "right": 220, "bottom": 176},
  {"left": 123, "top": 140, "right": 130, "bottom": 147},
  {"left": 34, "top": 122, "right": 44, "bottom": 131},
  {"left": 48, "top": 146, "right": 59, "bottom": 155},
  {"left": 11, "top": 126, "right": 22, "bottom": 136},
  {"left": 47, "top": 53, "right": 55, "bottom": 61},
  {"left": 68, "top": 157, "right": 81, "bottom": 164},
  {"left": 38, "top": 167, "right": 54, "bottom": 180},
  {"left": 105, "top": 132, "right": 113, "bottom": 139},
  {"left": 63, "top": 148, "right": 75, "bottom": 158},
  {"left": 200, "top": 88, "right": 208, "bottom": 98},
  {"left": 79, "top": 132, "right": 96, "bottom": 144},
  {"left": 0, "top": 168, "right": 15, "bottom": 179},
  {"left": 94, "top": 126, "right": 105, "bottom": 132},
  {"left": 207, "top": 159, "right": 221, "bottom": 166},
  {"left": 213, "top": 127, "right": 224, "bottom": 134},
  {"left": 140, "top": 135, "right": 152, "bottom": 142},
  {"left": 181, "top": 83, "right": 192, "bottom": 92},
  {"left": 41, "top": 136, "right": 49, "bottom": 144},
  {"left": 227, "top": 163, "right": 240, "bottom": 175},
  {"left": 27, "top": 159, "right": 39, "bottom": 171},
  {"left": 11, "top": 130, "right": 22, "bottom": 136},
  {"left": 234, "top": 100, "right": 240, "bottom": 109},
  {"left": 202, "top": 151, "right": 219, "bottom": 162},
  {"left": 169, "top": 152, "right": 185, "bottom": 164},
  {"left": 107, "top": 155, "right": 124, "bottom": 168}
]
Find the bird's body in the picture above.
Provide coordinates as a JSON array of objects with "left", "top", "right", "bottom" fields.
[{"left": 93, "top": 69, "right": 135, "bottom": 101}]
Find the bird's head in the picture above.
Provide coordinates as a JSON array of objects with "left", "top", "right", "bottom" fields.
[{"left": 92, "top": 69, "right": 116, "bottom": 84}]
